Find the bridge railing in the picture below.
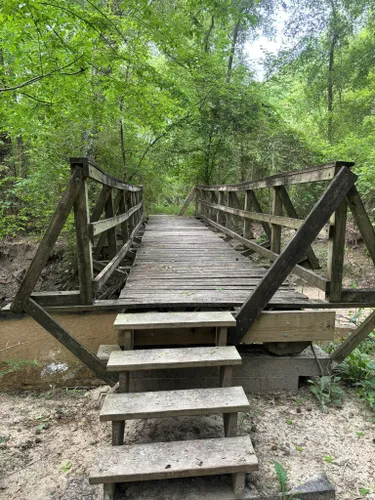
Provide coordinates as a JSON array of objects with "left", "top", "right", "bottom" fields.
[
  {"left": 190, "top": 161, "right": 375, "bottom": 309},
  {"left": 11, "top": 157, "right": 144, "bottom": 313}
]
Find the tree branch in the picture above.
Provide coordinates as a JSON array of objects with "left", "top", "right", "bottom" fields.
[{"left": 0, "top": 55, "right": 84, "bottom": 93}]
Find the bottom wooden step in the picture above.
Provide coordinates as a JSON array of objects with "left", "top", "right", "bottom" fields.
[{"left": 90, "top": 436, "right": 257, "bottom": 498}]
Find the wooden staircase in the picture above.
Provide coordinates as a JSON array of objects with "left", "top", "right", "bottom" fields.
[{"left": 90, "top": 311, "right": 258, "bottom": 500}]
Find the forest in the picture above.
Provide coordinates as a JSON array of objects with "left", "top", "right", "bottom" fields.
[{"left": 0, "top": 0, "right": 374, "bottom": 236}]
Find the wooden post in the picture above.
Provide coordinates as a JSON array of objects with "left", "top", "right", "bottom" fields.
[
  {"left": 232, "top": 166, "right": 357, "bottom": 344},
  {"left": 71, "top": 160, "right": 94, "bottom": 305},
  {"left": 218, "top": 191, "right": 225, "bottom": 225},
  {"left": 118, "top": 193, "right": 129, "bottom": 245},
  {"left": 248, "top": 190, "right": 271, "bottom": 241},
  {"left": 127, "top": 192, "right": 134, "bottom": 234},
  {"left": 105, "top": 189, "right": 117, "bottom": 260},
  {"left": 194, "top": 188, "right": 199, "bottom": 216},
  {"left": 327, "top": 200, "right": 347, "bottom": 302},
  {"left": 179, "top": 186, "right": 195, "bottom": 216},
  {"left": 11, "top": 167, "right": 83, "bottom": 313},
  {"left": 278, "top": 185, "right": 320, "bottom": 269},
  {"left": 216, "top": 327, "right": 228, "bottom": 346},
  {"left": 243, "top": 190, "right": 252, "bottom": 239},
  {"left": 346, "top": 186, "right": 375, "bottom": 266},
  {"left": 270, "top": 187, "right": 282, "bottom": 254},
  {"left": 210, "top": 191, "right": 218, "bottom": 221}
]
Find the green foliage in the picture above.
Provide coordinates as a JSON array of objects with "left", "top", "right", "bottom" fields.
[
  {"left": 274, "top": 461, "right": 288, "bottom": 499},
  {"left": 337, "top": 349, "right": 375, "bottom": 411},
  {"left": 308, "top": 376, "right": 344, "bottom": 413},
  {"left": 0, "top": 359, "right": 41, "bottom": 377}
]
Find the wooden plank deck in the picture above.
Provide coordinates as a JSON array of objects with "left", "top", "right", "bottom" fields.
[{"left": 119, "top": 215, "right": 312, "bottom": 309}]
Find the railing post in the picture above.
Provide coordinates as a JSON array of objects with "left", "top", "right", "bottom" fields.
[
  {"left": 210, "top": 191, "right": 217, "bottom": 221},
  {"left": 270, "top": 187, "right": 282, "bottom": 254},
  {"left": 105, "top": 189, "right": 117, "bottom": 260},
  {"left": 70, "top": 158, "right": 94, "bottom": 305},
  {"left": 243, "top": 190, "right": 252, "bottom": 239},
  {"left": 194, "top": 188, "right": 199, "bottom": 216},
  {"left": 217, "top": 191, "right": 225, "bottom": 225},
  {"left": 327, "top": 200, "right": 347, "bottom": 301},
  {"left": 118, "top": 192, "right": 129, "bottom": 245}
]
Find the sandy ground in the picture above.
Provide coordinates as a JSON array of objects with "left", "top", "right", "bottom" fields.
[{"left": 0, "top": 386, "right": 374, "bottom": 500}]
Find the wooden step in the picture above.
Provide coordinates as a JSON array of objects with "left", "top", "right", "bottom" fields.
[
  {"left": 101, "top": 386, "right": 249, "bottom": 421},
  {"left": 113, "top": 310, "right": 236, "bottom": 330},
  {"left": 106, "top": 346, "right": 242, "bottom": 372},
  {"left": 97, "top": 345, "right": 121, "bottom": 362},
  {"left": 89, "top": 436, "right": 258, "bottom": 497}
]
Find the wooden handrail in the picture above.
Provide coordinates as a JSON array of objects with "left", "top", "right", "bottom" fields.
[
  {"left": 197, "top": 161, "right": 355, "bottom": 191},
  {"left": 194, "top": 160, "right": 375, "bottom": 310},
  {"left": 232, "top": 166, "right": 357, "bottom": 344},
  {"left": 11, "top": 158, "right": 145, "bottom": 313},
  {"left": 70, "top": 157, "right": 142, "bottom": 192}
]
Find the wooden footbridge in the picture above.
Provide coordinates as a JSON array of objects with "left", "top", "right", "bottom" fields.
[{"left": 5, "top": 157, "right": 375, "bottom": 499}]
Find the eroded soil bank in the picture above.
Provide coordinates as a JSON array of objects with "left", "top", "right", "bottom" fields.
[{"left": 0, "top": 387, "right": 374, "bottom": 500}]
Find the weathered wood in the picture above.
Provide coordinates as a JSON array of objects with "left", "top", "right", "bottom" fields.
[
  {"left": 217, "top": 191, "right": 226, "bottom": 225},
  {"left": 97, "top": 344, "right": 121, "bottom": 362},
  {"left": 70, "top": 157, "right": 141, "bottom": 192},
  {"left": 200, "top": 215, "right": 330, "bottom": 292},
  {"left": 119, "top": 372, "right": 130, "bottom": 392},
  {"left": 93, "top": 218, "right": 143, "bottom": 291},
  {"left": 11, "top": 167, "right": 83, "bottom": 313},
  {"left": 197, "top": 161, "right": 355, "bottom": 191},
  {"left": 119, "top": 192, "right": 129, "bottom": 245},
  {"left": 233, "top": 166, "right": 357, "bottom": 344},
  {"left": 178, "top": 186, "right": 196, "bottom": 216},
  {"left": 107, "top": 346, "right": 242, "bottom": 371},
  {"left": 216, "top": 327, "right": 228, "bottom": 346},
  {"left": 30, "top": 291, "right": 81, "bottom": 306},
  {"left": 118, "top": 330, "right": 134, "bottom": 350},
  {"left": 100, "top": 387, "right": 249, "bottom": 421},
  {"left": 340, "top": 288, "right": 375, "bottom": 305},
  {"left": 199, "top": 198, "right": 329, "bottom": 237},
  {"left": 346, "top": 185, "right": 375, "bottom": 266},
  {"left": 23, "top": 299, "right": 118, "bottom": 385},
  {"left": 232, "top": 472, "right": 246, "bottom": 499},
  {"left": 247, "top": 190, "right": 271, "bottom": 239},
  {"left": 103, "top": 483, "right": 116, "bottom": 500},
  {"left": 271, "top": 187, "right": 282, "bottom": 254},
  {"left": 105, "top": 190, "right": 118, "bottom": 260},
  {"left": 90, "top": 185, "right": 112, "bottom": 223},
  {"left": 90, "top": 201, "right": 143, "bottom": 237},
  {"left": 243, "top": 190, "right": 252, "bottom": 239},
  {"left": 89, "top": 436, "right": 258, "bottom": 484},
  {"left": 92, "top": 260, "right": 127, "bottom": 279},
  {"left": 278, "top": 186, "right": 320, "bottom": 270},
  {"left": 113, "top": 311, "right": 236, "bottom": 330},
  {"left": 331, "top": 310, "right": 375, "bottom": 363},
  {"left": 242, "top": 310, "right": 335, "bottom": 343},
  {"left": 224, "top": 413, "right": 238, "bottom": 437},
  {"left": 220, "top": 366, "right": 233, "bottom": 387},
  {"left": 73, "top": 173, "right": 94, "bottom": 305},
  {"left": 327, "top": 200, "right": 347, "bottom": 302}
]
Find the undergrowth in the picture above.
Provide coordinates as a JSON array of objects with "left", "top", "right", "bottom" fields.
[{"left": 310, "top": 313, "right": 375, "bottom": 412}]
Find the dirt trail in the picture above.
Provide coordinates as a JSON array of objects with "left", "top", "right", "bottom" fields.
[{"left": 0, "top": 387, "right": 374, "bottom": 500}]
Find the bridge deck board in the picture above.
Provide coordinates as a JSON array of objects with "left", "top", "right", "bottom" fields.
[{"left": 119, "top": 215, "right": 311, "bottom": 309}]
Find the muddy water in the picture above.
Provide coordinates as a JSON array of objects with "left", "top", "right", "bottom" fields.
[{"left": 0, "top": 312, "right": 117, "bottom": 389}]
